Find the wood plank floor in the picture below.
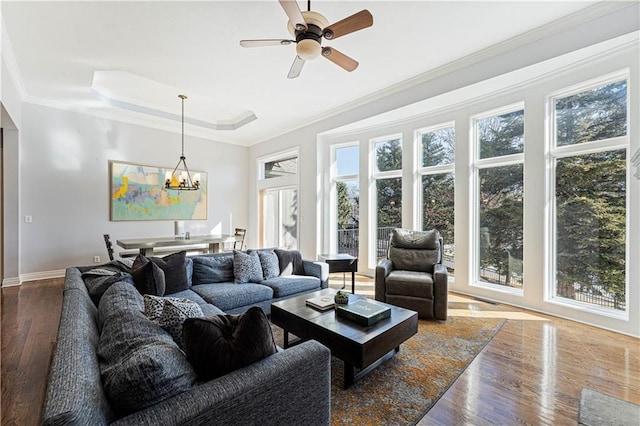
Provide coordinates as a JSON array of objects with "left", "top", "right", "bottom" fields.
[{"left": 2, "top": 275, "right": 638, "bottom": 425}]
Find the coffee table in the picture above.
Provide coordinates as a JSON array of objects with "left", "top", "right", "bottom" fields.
[{"left": 271, "top": 289, "right": 418, "bottom": 388}]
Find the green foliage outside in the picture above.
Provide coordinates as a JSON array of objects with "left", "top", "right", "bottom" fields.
[
  {"left": 375, "top": 139, "right": 402, "bottom": 228},
  {"left": 554, "top": 80, "right": 627, "bottom": 309}
]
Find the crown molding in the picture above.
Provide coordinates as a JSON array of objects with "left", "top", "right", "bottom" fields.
[
  {"left": 21, "top": 93, "right": 252, "bottom": 146},
  {"left": 317, "top": 34, "right": 639, "bottom": 140}
]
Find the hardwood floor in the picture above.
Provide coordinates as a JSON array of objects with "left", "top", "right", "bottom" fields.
[{"left": 2, "top": 275, "right": 638, "bottom": 425}]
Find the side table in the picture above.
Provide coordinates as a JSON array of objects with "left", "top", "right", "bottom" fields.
[{"left": 318, "top": 253, "right": 358, "bottom": 293}]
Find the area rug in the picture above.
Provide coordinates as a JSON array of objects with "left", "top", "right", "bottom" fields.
[
  {"left": 271, "top": 316, "right": 505, "bottom": 426},
  {"left": 578, "top": 387, "right": 640, "bottom": 426}
]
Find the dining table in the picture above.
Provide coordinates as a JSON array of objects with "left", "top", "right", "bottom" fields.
[{"left": 116, "top": 234, "right": 236, "bottom": 256}]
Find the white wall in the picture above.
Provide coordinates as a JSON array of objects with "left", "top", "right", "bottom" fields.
[{"left": 18, "top": 103, "right": 248, "bottom": 278}]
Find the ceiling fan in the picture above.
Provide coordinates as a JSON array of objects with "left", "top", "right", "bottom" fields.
[{"left": 240, "top": 0, "right": 373, "bottom": 79}]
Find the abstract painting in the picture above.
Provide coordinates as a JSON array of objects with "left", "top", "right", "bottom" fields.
[{"left": 110, "top": 160, "right": 207, "bottom": 221}]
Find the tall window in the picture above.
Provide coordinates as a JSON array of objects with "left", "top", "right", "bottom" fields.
[
  {"left": 372, "top": 136, "right": 402, "bottom": 264},
  {"left": 417, "top": 123, "right": 455, "bottom": 274},
  {"left": 333, "top": 144, "right": 359, "bottom": 256},
  {"left": 550, "top": 75, "right": 628, "bottom": 312},
  {"left": 473, "top": 105, "right": 524, "bottom": 289},
  {"left": 259, "top": 150, "right": 299, "bottom": 249}
]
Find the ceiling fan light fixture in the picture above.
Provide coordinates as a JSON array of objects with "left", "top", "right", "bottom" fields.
[{"left": 296, "top": 38, "right": 321, "bottom": 61}]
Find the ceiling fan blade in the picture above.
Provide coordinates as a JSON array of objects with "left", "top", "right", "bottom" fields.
[
  {"left": 240, "top": 39, "right": 294, "bottom": 47},
  {"left": 279, "top": 0, "right": 307, "bottom": 32},
  {"left": 323, "top": 9, "right": 373, "bottom": 40},
  {"left": 287, "top": 55, "right": 305, "bottom": 79},
  {"left": 321, "top": 47, "right": 358, "bottom": 72}
]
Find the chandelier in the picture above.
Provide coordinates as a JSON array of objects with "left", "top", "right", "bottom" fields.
[{"left": 165, "top": 94, "right": 200, "bottom": 190}]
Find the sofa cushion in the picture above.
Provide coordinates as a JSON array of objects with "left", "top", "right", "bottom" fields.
[
  {"left": 191, "top": 283, "right": 273, "bottom": 312},
  {"left": 131, "top": 255, "right": 166, "bottom": 296},
  {"left": 388, "top": 229, "right": 441, "bottom": 273},
  {"left": 151, "top": 251, "right": 189, "bottom": 294},
  {"left": 275, "top": 249, "right": 305, "bottom": 276},
  {"left": 97, "top": 282, "right": 196, "bottom": 416},
  {"left": 82, "top": 267, "right": 134, "bottom": 305},
  {"left": 166, "top": 289, "right": 226, "bottom": 317},
  {"left": 258, "top": 250, "right": 280, "bottom": 279},
  {"left": 260, "top": 275, "right": 321, "bottom": 298},
  {"left": 233, "top": 250, "right": 263, "bottom": 283},
  {"left": 192, "top": 255, "right": 234, "bottom": 284},
  {"left": 385, "top": 270, "right": 434, "bottom": 299},
  {"left": 182, "top": 307, "right": 277, "bottom": 381}
]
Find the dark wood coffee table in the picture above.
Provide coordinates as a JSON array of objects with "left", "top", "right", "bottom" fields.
[{"left": 271, "top": 289, "right": 418, "bottom": 388}]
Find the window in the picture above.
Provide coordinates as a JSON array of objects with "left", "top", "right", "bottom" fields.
[
  {"left": 473, "top": 106, "right": 524, "bottom": 290},
  {"left": 417, "top": 123, "right": 455, "bottom": 274},
  {"left": 333, "top": 144, "right": 360, "bottom": 256},
  {"left": 258, "top": 150, "right": 299, "bottom": 249},
  {"left": 372, "top": 136, "right": 402, "bottom": 264},
  {"left": 550, "top": 75, "right": 628, "bottom": 313},
  {"left": 262, "top": 156, "right": 297, "bottom": 179}
]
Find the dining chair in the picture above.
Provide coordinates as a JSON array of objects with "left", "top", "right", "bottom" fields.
[
  {"left": 234, "top": 228, "right": 247, "bottom": 250},
  {"left": 224, "top": 228, "right": 247, "bottom": 251},
  {"left": 103, "top": 234, "right": 138, "bottom": 260},
  {"left": 103, "top": 234, "right": 115, "bottom": 261}
]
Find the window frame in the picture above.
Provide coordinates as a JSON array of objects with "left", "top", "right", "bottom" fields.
[
  {"left": 330, "top": 142, "right": 360, "bottom": 254},
  {"left": 415, "top": 122, "right": 456, "bottom": 273},
  {"left": 545, "top": 70, "right": 630, "bottom": 319},
  {"left": 471, "top": 102, "right": 525, "bottom": 295},
  {"left": 369, "top": 134, "right": 403, "bottom": 268}
]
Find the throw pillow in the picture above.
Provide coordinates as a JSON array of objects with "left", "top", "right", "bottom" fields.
[
  {"left": 192, "top": 255, "right": 235, "bottom": 284},
  {"left": 160, "top": 299, "right": 203, "bottom": 349},
  {"left": 233, "top": 250, "right": 263, "bottom": 283},
  {"left": 182, "top": 307, "right": 277, "bottom": 381},
  {"left": 143, "top": 294, "right": 204, "bottom": 349},
  {"left": 257, "top": 250, "right": 280, "bottom": 279},
  {"left": 150, "top": 251, "right": 188, "bottom": 294},
  {"left": 131, "top": 255, "right": 166, "bottom": 296},
  {"left": 274, "top": 249, "right": 305, "bottom": 276},
  {"left": 143, "top": 294, "right": 166, "bottom": 322},
  {"left": 82, "top": 267, "right": 134, "bottom": 305}
]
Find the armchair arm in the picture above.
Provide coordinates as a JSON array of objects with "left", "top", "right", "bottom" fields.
[
  {"left": 433, "top": 263, "right": 448, "bottom": 321},
  {"left": 302, "top": 260, "right": 329, "bottom": 289},
  {"left": 375, "top": 259, "right": 394, "bottom": 302}
]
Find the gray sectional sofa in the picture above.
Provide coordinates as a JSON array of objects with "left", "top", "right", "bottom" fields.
[{"left": 42, "top": 249, "right": 332, "bottom": 425}]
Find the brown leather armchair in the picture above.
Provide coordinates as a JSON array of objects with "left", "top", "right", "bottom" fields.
[{"left": 375, "top": 228, "right": 448, "bottom": 320}]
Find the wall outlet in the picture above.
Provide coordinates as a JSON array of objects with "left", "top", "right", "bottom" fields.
[{"left": 93, "top": 256, "right": 101, "bottom": 263}]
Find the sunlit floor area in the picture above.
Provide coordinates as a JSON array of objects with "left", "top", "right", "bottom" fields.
[{"left": 2, "top": 275, "right": 639, "bottom": 425}]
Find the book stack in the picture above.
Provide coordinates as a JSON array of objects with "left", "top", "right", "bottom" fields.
[
  {"left": 305, "top": 296, "right": 335, "bottom": 311},
  {"left": 336, "top": 300, "right": 391, "bottom": 326}
]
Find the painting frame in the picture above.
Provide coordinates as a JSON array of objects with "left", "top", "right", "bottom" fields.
[{"left": 109, "top": 160, "right": 208, "bottom": 221}]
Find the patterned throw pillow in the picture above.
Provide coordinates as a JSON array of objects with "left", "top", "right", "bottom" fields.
[
  {"left": 143, "top": 295, "right": 203, "bottom": 349},
  {"left": 257, "top": 250, "right": 280, "bottom": 279},
  {"left": 233, "top": 250, "right": 264, "bottom": 283}
]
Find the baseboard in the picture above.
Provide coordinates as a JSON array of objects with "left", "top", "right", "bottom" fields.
[
  {"left": 20, "top": 269, "right": 65, "bottom": 283},
  {"left": 2, "top": 277, "right": 21, "bottom": 287},
  {"left": 3, "top": 269, "right": 66, "bottom": 286}
]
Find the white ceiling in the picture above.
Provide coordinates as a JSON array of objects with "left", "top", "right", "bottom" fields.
[{"left": 1, "top": 0, "right": 602, "bottom": 146}]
